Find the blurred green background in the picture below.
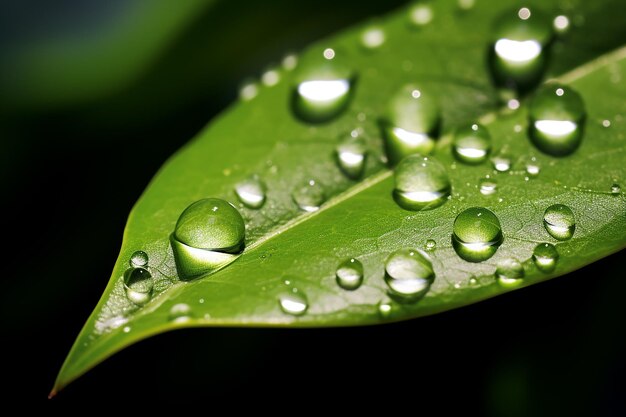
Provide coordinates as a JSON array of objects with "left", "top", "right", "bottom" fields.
[{"left": 1, "top": 0, "right": 623, "bottom": 412}]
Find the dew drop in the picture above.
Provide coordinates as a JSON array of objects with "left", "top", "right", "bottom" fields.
[
  {"left": 479, "top": 177, "right": 498, "bottom": 195},
  {"left": 393, "top": 154, "right": 451, "bottom": 211},
  {"left": 361, "top": 26, "right": 386, "bottom": 49},
  {"left": 279, "top": 291, "right": 308, "bottom": 316},
  {"left": 532, "top": 243, "right": 559, "bottom": 272},
  {"left": 292, "top": 179, "right": 325, "bottom": 212},
  {"left": 282, "top": 53, "right": 298, "bottom": 71},
  {"left": 170, "top": 198, "right": 245, "bottom": 281},
  {"left": 261, "top": 67, "right": 280, "bottom": 86},
  {"left": 335, "top": 138, "right": 367, "bottom": 179},
  {"left": 524, "top": 156, "right": 541, "bottom": 177},
  {"left": 336, "top": 258, "right": 364, "bottom": 291},
  {"left": 239, "top": 79, "right": 259, "bottom": 101},
  {"left": 235, "top": 176, "right": 267, "bottom": 209},
  {"left": 491, "top": 155, "right": 512, "bottom": 172},
  {"left": 490, "top": 7, "right": 553, "bottom": 91},
  {"left": 602, "top": 119, "right": 611, "bottom": 128},
  {"left": 452, "top": 123, "right": 492, "bottom": 164},
  {"left": 496, "top": 258, "right": 525, "bottom": 286},
  {"left": 553, "top": 15, "right": 570, "bottom": 34},
  {"left": 129, "top": 250, "right": 149, "bottom": 268},
  {"left": 528, "top": 84, "right": 586, "bottom": 156},
  {"left": 408, "top": 3, "right": 434, "bottom": 26},
  {"left": 543, "top": 204, "right": 575, "bottom": 240},
  {"left": 425, "top": 239, "right": 436, "bottom": 251},
  {"left": 384, "top": 248, "right": 434, "bottom": 302},
  {"left": 292, "top": 52, "right": 355, "bottom": 123},
  {"left": 123, "top": 267, "right": 154, "bottom": 306},
  {"left": 611, "top": 183, "right": 621, "bottom": 195},
  {"left": 381, "top": 84, "right": 440, "bottom": 165},
  {"left": 457, "top": 0, "right": 475, "bottom": 11},
  {"left": 452, "top": 207, "right": 503, "bottom": 262},
  {"left": 377, "top": 299, "right": 394, "bottom": 318},
  {"left": 169, "top": 303, "right": 192, "bottom": 323}
]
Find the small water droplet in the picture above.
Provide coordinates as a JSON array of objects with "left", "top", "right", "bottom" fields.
[
  {"left": 361, "top": 26, "right": 386, "bottom": 49},
  {"left": 235, "top": 176, "right": 267, "bottom": 209},
  {"left": 336, "top": 258, "right": 364, "bottom": 290},
  {"left": 282, "top": 53, "right": 298, "bottom": 71},
  {"left": 261, "top": 67, "right": 280, "bottom": 86},
  {"left": 490, "top": 7, "right": 553, "bottom": 91},
  {"left": 491, "top": 155, "right": 512, "bottom": 172},
  {"left": 123, "top": 267, "right": 153, "bottom": 306},
  {"left": 384, "top": 249, "right": 434, "bottom": 302},
  {"left": 409, "top": 3, "right": 434, "bottom": 26},
  {"left": 457, "top": 0, "right": 475, "bottom": 11},
  {"left": 199, "top": 298, "right": 205, "bottom": 304},
  {"left": 453, "top": 123, "right": 492, "bottom": 164},
  {"left": 170, "top": 198, "right": 245, "bottom": 281},
  {"left": 469, "top": 277, "right": 478, "bottom": 285},
  {"left": 129, "top": 250, "right": 149, "bottom": 268},
  {"left": 239, "top": 79, "right": 259, "bottom": 101},
  {"left": 425, "top": 239, "right": 436, "bottom": 251},
  {"left": 479, "top": 178, "right": 498, "bottom": 195},
  {"left": 336, "top": 138, "right": 367, "bottom": 179},
  {"left": 543, "top": 204, "right": 575, "bottom": 240},
  {"left": 292, "top": 179, "right": 325, "bottom": 212},
  {"left": 553, "top": 15, "right": 570, "bottom": 34},
  {"left": 123, "top": 326, "right": 131, "bottom": 333},
  {"left": 611, "top": 183, "right": 621, "bottom": 195},
  {"left": 602, "top": 119, "right": 611, "bottom": 128},
  {"left": 279, "top": 291, "right": 308, "bottom": 316},
  {"left": 452, "top": 207, "right": 503, "bottom": 262},
  {"left": 524, "top": 156, "right": 541, "bottom": 177},
  {"left": 532, "top": 243, "right": 559, "bottom": 272},
  {"left": 393, "top": 155, "right": 451, "bottom": 211},
  {"left": 528, "top": 84, "right": 586, "bottom": 156},
  {"left": 292, "top": 52, "right": 355, "bottom": 123},
  {"left": 169, "top": 303, "right": 192, "bottom": 323},
  {"left": 507, "top": 99, "right": 521, "bottom": 110},
  {"left": 381, "top": 84, "right": 440, "bottom": 164},
  {"left": 496, "top": 258, "right": 525, "bottom": 286},
  {"left": 377, "top": 299, "right": 394, "bottom": 318}
]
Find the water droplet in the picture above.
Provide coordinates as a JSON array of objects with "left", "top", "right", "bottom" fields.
[
  {"left": 235, "top": 176, "right": 266, "bottom": 209},
  {"left": 393, "top": 155, "right": 451, "bottom": 211},
  {"left": 496, "top": 258, "right": 525, "bottom": 286},
  {"left": 524, "top": 156, "right": 541, "bottom": 177},
  {"left": 123, "top": 267, "right": 153, "bottom": 305},
  {"left": 425, "top": 239, "right": 436, "bottom": 251},
  {"left": 278, "top": 292, "right": 308, "bottom": 316},
  {"left": 129, "top": 250, "right": 149, "bottom": 268},
  {"left": 457, "top": 0, "right": 475, "bottom": 11},
  {"left": 377, "top": 299, "right": 394, "bottom": 318},
  {"left": 452, "top": 123, "right": 492, "bottom": 164},
  {"left": 239, "top": 79, "right": 259, "bottom": 101},
  {"left": 335, "top": 138, "right": 367, "bottom": 179},
  {"left": 553, "top": 15, "right": 570, "bottom": 34},
  {"left": 409, "top": 3, "right": 434, "bottom": 26},
  {"left": 292, "top": 179, "right": 325, "bottom": 212},
  {"left": 602, "top": 119, "right": 611, "bottom": 128},
  {"left": 479, "top": 178, "right": 498, "bottom": 195},
  {"left": 381, "top": 84, "right": 440, "bottom": 165},
  {"left": 361, "top": 26, "right": 386, "bottom": 49},
  {"left": 384, "top": 249, "right": 434, "bottom": 302},
  {"left": 543, "top": 204, "right": 575, "bottom": 240},
  {"left": 282, "top": 53, "right": 298, "bottom": 71},
  {"left": 336, "top": 258, "right": 364, "bottom": 291},
  {"left": 528, "top": 84, "right": 586, "bottom": 156},
  {"left": 490, "top": 7, "right": 553, "bottom": 91},
  {"left": 292, "top": 53, "right": 355, "bottom": 123},
  {"left": 491, "top": 155, "right": 511, "bottom": 172},
  {"left": 532, "top": 243, "right": 559, "bottom": 272},
  {"left": 169, "top": 303, "right": 192, "bottom": 323},
  {"left": 170, "top": 198, "right": 245, "bottom": 281},
  {"left": 611, "top": 183, "right": 621, "bottom": 195},
  {"left": 261, "top": 67, "right": 280, "bottom": 86},
  {"left": 452, "top": 207, "right": 503, "bottom": 262}
]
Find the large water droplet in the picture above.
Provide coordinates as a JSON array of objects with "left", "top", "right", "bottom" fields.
[
  {"left": 453, "top": 123, "right": 492, "bottom": 164},
  {"left": 278, "top": 291, "right": 308, "bottom": 316},
  {"left": 393, "top": 154, "right": 451, "bottom": 211},
  {"left": 292, "top": 179, "right": 325, "bottom": 212},
  {"left": 543, "top": 204, "right": 575, "bottom": 240},
  {"left": 235, "top": 176, "right": 266, "bottom": 209},
  {"left": 129, "top": 250, "right": 149, "bottom": 268},
  {"left": 384, "top": 249, "right": 434, "bottom": 302},
  {"left": 381, "top": 84, "right": 440, "bottom": 165},
  {"left": 528, "top": 84, "right": 586, "bottom": 156},
  {"left": 335, "top": 138, "right": 367, "bottom": 179},
  {"left": 169, "top": 303, "right": 193, "bottom": 323},
  {"left": 490, "top": 7, "right": 553, "bottom": 90},
  {"left": 452, "top": 207, "right": 503, "bottom": 262},
  {"left": 532, "top": 243, "right": 559, "bottom": 272},
  {"left": 496, "top": 258, "right": 525, "bottom": 286},
  {"left": 123, "top": 267, "right": 153, "bottom": 306},
  {"left": 170, "top": 198, "right": 245, "bottom": 281},
  {"left": 336, "top": 258, "right": 364, "bottom": 290},
  {"left": 292, "top": 52, "right": 355, "bottom": 123}
]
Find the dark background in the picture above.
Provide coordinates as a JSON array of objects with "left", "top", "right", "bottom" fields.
[{"left": 1, "top": 1, "right": 624, "bottom": 413}]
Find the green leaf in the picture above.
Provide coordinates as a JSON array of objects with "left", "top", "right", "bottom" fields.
[{"left": 54, "top": 0, "right": 626, "bottom": 394}]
